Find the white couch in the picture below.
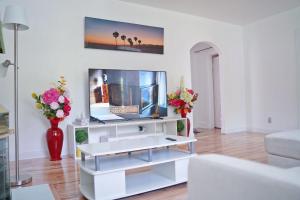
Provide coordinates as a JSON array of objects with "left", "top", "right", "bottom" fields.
[
  {"left": 188, "top": 154, "right": 300, "bottom": 200},
  {"left": 265, "top": 130, "right": 300, "bottom": 168}
]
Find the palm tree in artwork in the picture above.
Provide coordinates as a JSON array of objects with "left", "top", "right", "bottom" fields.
[
  {"left": 138, "top": 40, "right": 142, "bottom": 47},
  {"left": 112, "top": 32, "right": 119, "bottom": 48},
  {"left": 133, "top": 37, "right": 138, "bottom": 46},
  {"left": 121, "top": 35, "right": 126, "bottom": 47},
  {"left": 127, "top": 38, "right": 133, "bottom": 47}
]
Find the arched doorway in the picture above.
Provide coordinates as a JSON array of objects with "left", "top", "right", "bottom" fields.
[{"left": 190, "top": 42, "right": 222, "bottom": 133}]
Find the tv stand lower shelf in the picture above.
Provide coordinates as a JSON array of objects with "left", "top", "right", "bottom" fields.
[{"left": 78, "top": 135, "right": 196, "bottom": 200}]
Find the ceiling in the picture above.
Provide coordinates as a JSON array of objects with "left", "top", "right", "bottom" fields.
[{"left": 120, "top": 0, "right": 300, "bottom": 25}]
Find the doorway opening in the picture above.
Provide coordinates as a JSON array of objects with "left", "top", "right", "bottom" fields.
[{"left": 190, "top": 42, "right": 222, "bottom": 133}]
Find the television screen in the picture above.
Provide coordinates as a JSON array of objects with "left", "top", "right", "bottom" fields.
[{"left": 89, "top": 69, "right": 167, "bottom": 121}]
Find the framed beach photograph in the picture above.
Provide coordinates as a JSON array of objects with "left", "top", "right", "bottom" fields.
[{"left": 84, "top": 17, "right": 164, "bottom": 54}]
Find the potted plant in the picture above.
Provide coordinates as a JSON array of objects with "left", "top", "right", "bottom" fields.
[
  {"left": 75, "top": 129, "right": 88, "bottom": 157},
  {"left": 32, "top": 76, "right": 71, "bottom": 161},
  {"left": 168, "top": 77, "right": 198, "bottom": 136}
]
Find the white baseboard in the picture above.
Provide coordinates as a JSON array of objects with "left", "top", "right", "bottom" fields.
[
  {"left": 195, "top": 121, "right": 214, "bottom": 129},
  {"left": 19, "top": 150, "right": 48, "bottom": 160},
  {"left": 221, "top": 127, "right": 247, "bottom": 134},
  {"left": 10, "top": 149, "right": 69, "bottom": 161},
  {"left": 247, "top": 127, "right": 280, "bottom": 134}
]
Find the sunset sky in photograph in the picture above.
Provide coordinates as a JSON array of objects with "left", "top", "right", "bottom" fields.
[{"left": 85, "top": 17, "right": 164, "bottom": 46}]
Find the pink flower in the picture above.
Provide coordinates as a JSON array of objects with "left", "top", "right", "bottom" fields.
[
  {"left": 50, "top": 102, "right": 59, "bottom": 110},
  {"left": 58, "top": 96, "right": 65, "bottom": 103},
  {"left": 64, "top": 111, "right": 70, "bottom": 116},
  {"left": 64, "top": 97, "right": 70, "bottom": 104},
  {"left": 42, "top": 88, "right": 60, "bottom": 105},
  {"left": 187, "top": 89, "right": 194, "bottom": 95},
  {"left": 63, "top": 104, "right": 71, "bottom": 112},
  {"left": 184, "top": 104, "right": 190, "bottom": 108},
  {"left": 168, "top": 99, "right": 185, "bottom": 107},
  {"left": 56, "top": 109, "right": 64, "bottom": 118}
]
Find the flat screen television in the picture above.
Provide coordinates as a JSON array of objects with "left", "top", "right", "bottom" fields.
[{"left": 89, "top": 68, "right": 168, "bottom": 122}]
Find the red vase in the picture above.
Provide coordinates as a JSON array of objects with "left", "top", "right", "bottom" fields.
[
  {"left": 47, "top": 118, "right": 63, "bottom": 161},
  {"left": 181, "top": 113, "right": 190, "bottom": 137}
]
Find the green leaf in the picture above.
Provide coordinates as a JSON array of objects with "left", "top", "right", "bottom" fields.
[
  {"left": 75, "top": 130, "right": 88, "bottom": 144},
  {"left": 177, "top": 120, "right": 185, "bottom": 132}
]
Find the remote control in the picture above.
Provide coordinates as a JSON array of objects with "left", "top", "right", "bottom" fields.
[{"left": 165, "top": 137, "right": 177, "bottom": 141}]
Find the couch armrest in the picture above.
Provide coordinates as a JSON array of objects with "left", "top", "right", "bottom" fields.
[{"left": 188, "top": 154, "right": 300, "bottom": 200}]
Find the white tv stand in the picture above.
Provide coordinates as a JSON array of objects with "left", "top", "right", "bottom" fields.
[
  {"left": 78, "top": 135, "right": 196, "bottom": 200},
  {"left": 68, "top": 117, "right": 187, "bottom": 159}
]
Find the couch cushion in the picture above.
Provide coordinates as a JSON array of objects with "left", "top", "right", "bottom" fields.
[
  {"left": 268, "top": 154, "right": 300, "bottom": 168},
  {"left": 265, "top": 130, "right": 300, "bottom": 160}
]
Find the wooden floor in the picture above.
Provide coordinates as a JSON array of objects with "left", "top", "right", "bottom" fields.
[{"left": 13, "top": 129, "right": 267, "bottom": 200}]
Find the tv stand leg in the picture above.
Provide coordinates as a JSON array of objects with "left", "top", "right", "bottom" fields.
[
  {"left": 188, "top": 142, "right": 195, "bottom": 154},
  {"left": 95, "top": 156, "right": 101, "bottom": 171},
  {"left": 81, "top": 152, "right": 86, "bottom": 162},
  {"left": 148, "top": 149, "right": 153, "bottom": 162}
]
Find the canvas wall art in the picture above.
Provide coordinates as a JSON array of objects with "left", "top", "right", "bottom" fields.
[{"left": 84, "top": 17, "right": 164, "bottom": 54}]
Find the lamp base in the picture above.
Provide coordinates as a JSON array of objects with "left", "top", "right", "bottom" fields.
[{"left": 10, "top": 174, "right": 32, "bottom": 187}]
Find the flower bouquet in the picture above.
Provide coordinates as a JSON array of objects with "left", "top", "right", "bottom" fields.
[
  {"left": 167, "top": 77, "right": 198, "bottom": 136},
  {"left": 32, "top": 76, "right": 71, "bottom": 120},
  {"left": 167, "top": 82, "right": 198, "bottom": 118},
  {"left": 32, "top": 76, "right": 71, "bottom": 161}
]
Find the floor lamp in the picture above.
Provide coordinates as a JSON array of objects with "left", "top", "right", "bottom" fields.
[{"left": 1, "top": 5, "right": 32, "bottom": 186}]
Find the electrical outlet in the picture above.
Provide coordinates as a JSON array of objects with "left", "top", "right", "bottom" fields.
[{"left": 268, "top": 117, "right": 272, "bottom": 124}]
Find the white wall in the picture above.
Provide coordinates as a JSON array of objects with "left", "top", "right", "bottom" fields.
[
  {"left": 244, "top": 7, "right": 300, "bottom": 133},
  {"left": 0, "top": 0, "right": 246, "bottom": 160},
  {"left": 191, "top": 46, "right": 218, "bottom": 129}
]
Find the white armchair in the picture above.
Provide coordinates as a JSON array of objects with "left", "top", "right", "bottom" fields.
[{"left": 188, "top": 154, "right": 300, "bottom": 200}]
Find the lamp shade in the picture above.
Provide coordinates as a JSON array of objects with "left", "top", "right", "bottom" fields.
[{"left": 3, "top": 5, "right": 29, "bottom": 31}]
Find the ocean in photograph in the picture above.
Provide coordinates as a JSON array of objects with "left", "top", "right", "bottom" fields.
[{"left": 84, "top": 17, "right": 164, "bottom": 54}]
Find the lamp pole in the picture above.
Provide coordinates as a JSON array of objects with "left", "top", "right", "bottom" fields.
[
  {"left": 3, "top": 5, "right": 32, "bottom": 186},
  {"left": 11, "top": 22, "right": 32, "bottom": 187},
  {"left": 14, "top": 23, "right": 20, "bottom": 183}
]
